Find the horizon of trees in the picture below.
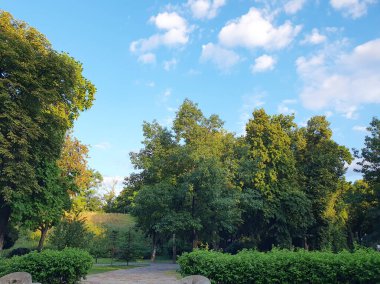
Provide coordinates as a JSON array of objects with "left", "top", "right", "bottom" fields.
[{"left": 109, "top": 99, "right": 379, "bottom": 258}]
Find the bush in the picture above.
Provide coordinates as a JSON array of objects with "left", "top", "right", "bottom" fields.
[
  {"left": 0, "top": 248, "right": 93, "bottom": 284},
  {"left": 178, "top": 249, "right": 380, "bottom": 284},
  {"left": 7, "top": 247, "right": 31, "bottom": 258},
  {"left": 50, "top": 217, "right": 94, "bottom": 250}
]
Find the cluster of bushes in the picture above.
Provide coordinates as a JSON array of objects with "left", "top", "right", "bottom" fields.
[
  {"left": 0, "top": 248, "right": 93, "bottom": 284},
  {"left": 48, "top": 216, "right": 151, "bottom": 263},
  {"left": 178, "top": 249, "right": 380, "bottom": 284}
]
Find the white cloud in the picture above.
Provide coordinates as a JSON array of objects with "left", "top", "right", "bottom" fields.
[
  {"left": 239, "top": 93, "right": 266, "bottom": 134},
  {"left": 353, "top": 125, "right": 368, "bottom": 132},
  {"left": 147, "top": 81, "right": 156, "bottom": 88},
  {"left": 164, "top": 88, "right": 172, "bottom": 98},
  {"left": 330, "top": 0, "right": 376, "bottom": 19},
  {"left": 284, "top": 0, "right": 306, "bottom": 14},
  {"left": 94, "top": 142, "right": 111, "bottom": 150},
  {"left": 345, "top": 158, "right": 363, "bottom": 181},
  {"left": 278, "top": 99, "right": 297, "bottom": 114},
  {"left": 102, "top": 176, "right": 124, "bottom": 194},
  {"left": 297, "top": 38, "right": 380, "bottom": 119},
  {"left": 130, "top": 12, "right": 190, "bottom": 54},
  {"left": 301, "top": 28, "right": 327, "bottom": 45},
  {"left": 251, "top": 54, "right": 276, "bottom": 73},
  {"left": 201, "top": 43, "right": 240, "bottom": 70},
  {"left": 218, "top": 8, "right": 302, "bottom": 50},
  {"left": 163, "top": 58, "right": 178, "bottom": 71},
  {"left": 138, "top": 53, "right": 156, "bottom": 64},
  {"left": 188, "top": 0, "right": 226, "bottom": 19}
]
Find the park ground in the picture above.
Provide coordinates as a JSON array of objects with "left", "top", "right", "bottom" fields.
[{"left": 82, "top": 262, "right": 180, "bottom": 284}]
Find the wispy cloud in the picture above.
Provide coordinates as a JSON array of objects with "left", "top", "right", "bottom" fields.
[
  {"left": 284, "top": 0, "right": 307, "bottom": 14},
  {"left": 188, "top": 0, "right": 227, "bottom": 19},
  {"left": 277, "top": 99, "right": 297, "bottom": 114},
  {"left": 330, "top": 0, "right": 376, "bottom": 19},
  {"left": 138, "top": 53, "right": 156, "bottom": 64},
  {"left": 94, "top": 142, "right": 111, "bottom": 150},
  {"left": 353, "top": 125, "right": 368, "bottom": 132},
  {"left": 296, "top": 38, "right": 380, "bottom": 119},
  {"left": 301, "top": 28, "right": 327, "bottom": 45},
  {"left": 239, "top": 93, "right": 266, "bottom": 134},
  {"left": 163, "top": 58, "right": 178, "bottom": 71},
  {"left": 201, "top": 43, "right": 240, "bottom": 70}
]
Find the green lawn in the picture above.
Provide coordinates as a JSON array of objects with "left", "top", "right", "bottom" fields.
[{"left": 88, "top": 264, "right": 138, "bottom": 275}]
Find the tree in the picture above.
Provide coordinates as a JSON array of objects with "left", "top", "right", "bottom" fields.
[
  {"left": 25, "top": 161, "right": 71, "bottom": 251},
  {"left": 0, "top": 12, "right": 95, "bottom": 249},
  {"left": 130, "top": 100, "right": 240, "bottom": 256},
  {"left": 353, "top": 117, "right": 380, "bottom": 245},
  {"left": 237, "top": 109, "right": 313, "bottom": 249},
  {"left": 298, "top": 116, "right": 352, "bottom": 249},
  {"left": 59, "top": 133, "right": 103, "bottom": 214}
]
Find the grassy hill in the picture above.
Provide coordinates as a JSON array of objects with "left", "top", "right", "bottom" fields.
[
  {"left": 81, "top": 212, "right": 135, "bottom": 231},
  {"left": 3, "top": 212, "right": 136, "bottom": 253}
]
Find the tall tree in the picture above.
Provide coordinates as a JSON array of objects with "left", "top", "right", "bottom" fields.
[
  {"left": 238, "top": 109, "right": 313, "bottom": 249},
  {"left": 0, "top": 12, "right": 95, "bottom": 249},
  {"left": 353, "top": 117, "right": 380, "bottom": 244},
  {"left": 131, "top": 100, "right": 240, "bottom": 255},
  {"left": 298, "top": 116, "right": 352, "bottom": 249}
]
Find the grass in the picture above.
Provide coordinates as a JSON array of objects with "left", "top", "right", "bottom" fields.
[
  {"left": 88, "top": 264, "right": 138, "bottom": 275},
  {"left": 94, "top": 257, "right": 130, "bottom": 264},
  {"left": 81, "top": 212, "right": 135, "bottom": 230},
  {"left": 165, "top": 270, "right": 182, "bottom": 280},
  {"left": 4, "top": 212, "right": 135, "bottom": 254}
]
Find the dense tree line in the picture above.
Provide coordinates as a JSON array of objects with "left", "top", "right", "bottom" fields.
[{"left": 116, "top": 100, "right": 379, "bottom": 257}]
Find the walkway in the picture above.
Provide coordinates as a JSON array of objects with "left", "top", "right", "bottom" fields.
[{"left": 81, "top": 263, "right": 180, "bottom": 284}]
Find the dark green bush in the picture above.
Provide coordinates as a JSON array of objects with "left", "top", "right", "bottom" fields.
[
  {"left": 7, "top": 247, "right": 31, "bottom": 258},
  {"left": 178, "top": 249, "right": 380, "bottom": 284},
  {"left": 0, "top": 248, "right": 93, "bottom": 284}
]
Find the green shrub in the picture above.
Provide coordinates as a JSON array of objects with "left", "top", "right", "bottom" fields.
[
  {"left": 178, "top": 249, "right": 380, "bottom": 284},
  {"left": 50, "top": 218, "right": 94, "bottom": 250},
  {"left": 7, "top": 247, "right": 31, "bottom": 258},
  {"left": 0, "top": 248, "right": 93, "bottom": 284}
]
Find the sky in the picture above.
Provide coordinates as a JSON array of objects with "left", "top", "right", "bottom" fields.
[{"left": 2, "top": 0, "right": 380, "bottom": 191}]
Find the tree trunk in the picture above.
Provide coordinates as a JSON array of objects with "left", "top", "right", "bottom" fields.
[
  {"left": 212, "top": 231, "right": 219, "bottom": 250},
  {"left": 304, "top": 236, "right": 309, "bottom": 251},
  {"left": 151, "top": 233, "right": 157, "bottom": 262},
  {"left": 0, "top": 204, "right": 11, "bottom": 251},
  {"left": 192, "top": 230, "right": 198, "bottom": 249},
  {"left": 172, "top": 233, "right": 176, "bottom": 264},
  {"left": 37, "top": 224, "right": 49, "bottom": 251}
]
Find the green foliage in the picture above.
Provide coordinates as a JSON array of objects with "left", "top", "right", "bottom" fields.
[
  {"left": 131, "top": 100, "right": 241, "bottom": 254},
  {"left": 178, "top": 249, "right": 380, "bottom": 284},
  {"left": 126, "top": 100, "right": 358, "bottom": 252},
  {"left": 352, "top": 117, "right": 380, "bottom": 245},
  {"left": 0, "top": 11, "right": 95, "bottom": 249},
  {"left": 0, "top": 248, "right": 93, "bottom": 284},
  {"left": 49, "top": 217, "right": 94, "bottom": 250}
]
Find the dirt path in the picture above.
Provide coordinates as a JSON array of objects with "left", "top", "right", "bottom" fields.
[{"left": 81, "top": 263, "right": 180, "bottom": 284}]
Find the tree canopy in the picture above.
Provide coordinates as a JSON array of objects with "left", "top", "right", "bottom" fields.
[
  {"left": 125, "top": 99, "right": 361, "bottom": 255},
  {"left": 0, "top": 11, "right": 96, "bottom": 249}
]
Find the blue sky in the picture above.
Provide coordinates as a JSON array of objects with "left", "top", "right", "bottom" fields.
[{"left": 2, "top": 0, "right": 380, "bottom": 190}]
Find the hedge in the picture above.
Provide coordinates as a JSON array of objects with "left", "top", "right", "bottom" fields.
[
  {"left": 0, "top": 248, "right": 93, "bottom": 284},
  {"left": 178, "top": 249, "right": 380, "bottom": 284}
]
